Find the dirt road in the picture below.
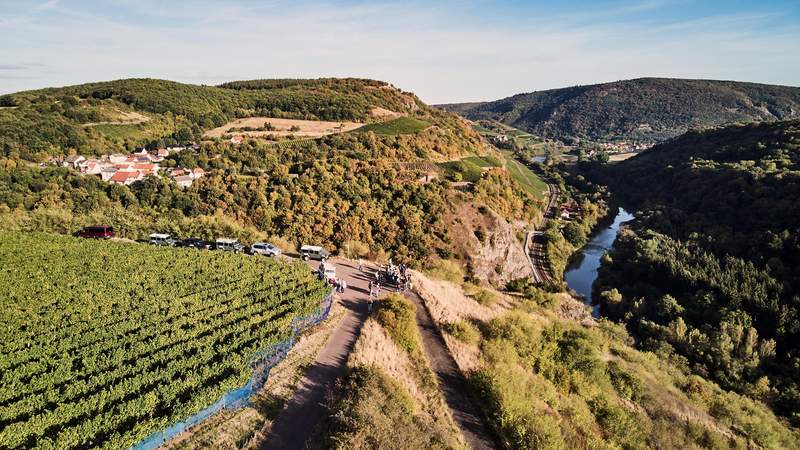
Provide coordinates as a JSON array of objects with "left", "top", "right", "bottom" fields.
[
  {"left": 405, "top": 291, "right": 498, "bottom": 450},
  {"left": 261, "top": 258, "right": 377, "bottom": 450}
]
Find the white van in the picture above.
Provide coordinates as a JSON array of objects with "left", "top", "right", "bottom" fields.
[
  {"left": 215, "top": 238, "right": 245, "bottom": 253},
  {"left": 318, "top": 262, "right": 336, "bottom": 281},
  {"left": 250, "top": 242, "right": 281, "bottom": 257},
  {"left": 149, "top": 233, "right": 177, "bottom": 246},
  {"left": 300, "top": 245, "right": 330, "bottom": 261}
]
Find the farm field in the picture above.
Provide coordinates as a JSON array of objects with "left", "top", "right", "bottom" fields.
[
  {"left": 0, "top": 231, "right": 328, "bottom": 449},
  {"left": 352, "top": 116, "right": 430, "bottom": 135},
  {"left": 500, "top": 150, "right": 548, "bottom": 199},
  {"left": 203, "top": 117, "right": 363, "bottom": 139}
]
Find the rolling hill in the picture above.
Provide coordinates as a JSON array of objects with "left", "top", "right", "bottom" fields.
[
  {"left": 589, "top": 119, "right": 800, "bottom": 424},
  {"left": 439, "top": 78, "right": 800, "bottom": 144},
  {"left": 0, "top": 77, "right": 547, "bottom": 285}
]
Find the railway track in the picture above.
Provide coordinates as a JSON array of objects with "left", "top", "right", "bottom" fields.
[{"left": 525, "top": 182, "right": 559, "bottom": 284}]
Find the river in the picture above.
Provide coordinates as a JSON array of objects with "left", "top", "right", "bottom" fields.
[{"left": 563, "top": 207, "right": 634, "bottom": 316}]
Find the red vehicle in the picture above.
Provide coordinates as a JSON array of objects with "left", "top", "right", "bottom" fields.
[{"left": 76, "top": 225, "right": 114, "bottom": 239}]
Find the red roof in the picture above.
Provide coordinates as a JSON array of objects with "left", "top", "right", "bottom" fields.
[
  {"left": 134, "top": 163, "right": 154, "bottom": 170},
  {"left": 110, "top": 171, "right": 139, "bottom": 183}
]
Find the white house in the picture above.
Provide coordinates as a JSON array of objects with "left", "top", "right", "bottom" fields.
[{"left": 62, "top": 155, "right": 85, "bottom": 169}]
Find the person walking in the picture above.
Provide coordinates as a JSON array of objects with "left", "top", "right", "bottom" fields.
[
  {"left": 339, "top": 279, "right": 347, "bottom": 293},
  {"left": 358, "top": 258, "right": 364, "bottom": 272}
]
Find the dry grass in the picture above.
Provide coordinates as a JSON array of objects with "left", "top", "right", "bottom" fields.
[
  {"left": 349, "top": 319, "right": 428, "bottom": 406},
  {"left": 203, "top": 117, "right": 363, "bottom": 139},
  {"left": 410, "top": 270, "right": 515, "bottom": 372},
  {"left": 82, "top": 109, "right": 150, "bottom": 126},
  {"left": 345, "top": 316, "right": 467, "bottom": 449},
  {"left": 371, "top": 107, "right": 404, "bottom": 119},
  {"left": 609, "top": 152, "right": 639, "bottom": 162}
]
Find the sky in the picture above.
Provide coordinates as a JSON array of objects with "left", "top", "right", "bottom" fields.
[{"left": 1, "top": 0, "right": 799, "bottom": 103}]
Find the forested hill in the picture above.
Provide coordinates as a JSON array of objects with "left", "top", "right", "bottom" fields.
[
  {"left": 439, "top": 78, "right": 800, "bottom": 144},
  {"left": 0, "top": 77, "right": 475, "bottom": 160},
  {"left": 590, "top": 119, "right": 800, "bottom": 424},
  {"left": 0, "top": 77, "right": 547, "bottom": 281}
]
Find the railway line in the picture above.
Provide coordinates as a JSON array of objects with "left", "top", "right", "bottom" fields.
[{"left": 525, "top": 182, "right": 560, "bottom": 284}]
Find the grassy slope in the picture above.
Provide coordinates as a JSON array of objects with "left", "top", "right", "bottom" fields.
[
  {"left": 353, "top": 116, "right": 431, "bottom": 135},
  {"left": 320, "top": 294, "right": 465, "bottom": 449},
  {"left": 501, "top": 150, "right": 548, "bottom": 199},
  {"left": 411, "top": 272, "right": 800, "bottom": 450}
]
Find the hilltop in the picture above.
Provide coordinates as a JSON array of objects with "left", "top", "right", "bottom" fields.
[
  {"left": 0, "top": 77, "right": 443, "bottom": 159},
  {"left": 439, "top": 78, "right": 800, "bottom": 144}
]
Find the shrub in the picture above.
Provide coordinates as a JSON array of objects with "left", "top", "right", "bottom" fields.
[
  {"left": 341, "top": 240, "right": 369, "bottom": 258},
  {"left": 423, "top": 258, "right": 464, "bottom": 283},
  {"left": 588, "top": 396, "right": 648, "bottom": 448},
  {"left": 607, "top": 361, "right": 646, "bottom": 403},
  {"left": 376, "top": 294, "right": 419, "bottom": 354},
  {"left": 445, "top": 320, "right": 480, "bottom": 345},
  {"left": 472, "top": 288, "right": 497, "bottom": 306}
]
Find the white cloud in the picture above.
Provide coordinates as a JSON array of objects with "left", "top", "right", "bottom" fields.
[{"left": 0, "top": 0, "right": 797, "bottom": 103}]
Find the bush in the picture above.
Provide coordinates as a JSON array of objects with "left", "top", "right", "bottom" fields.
[
  {"left": 607, "top": 361, "right": 645, "bottom": 403},
  {"left": 423, "top": 258, "right": 464, "bottom": 284},
  {"left": 376, "top": 294, "right": 419, "bottom": 354},
  {"left": 341, "top": 240, "right": 369, "bottom": 258},
  {"left": 445, "top": 320, "right": 480, "bottom": 345},
  {"left": 472, "top": 288, "right": 497, "bottom": 306}
]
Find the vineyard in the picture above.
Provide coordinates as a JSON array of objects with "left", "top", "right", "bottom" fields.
[{"left": 0, "top": 231, "right": 329, "bottom": 449}]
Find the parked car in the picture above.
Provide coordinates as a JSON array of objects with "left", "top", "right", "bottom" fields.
[
  {"left": 250, "top": 242, "right": 281, "bottom": 257},
  {"left": 181, "top": 237, "right": 212, "bottom": 249},
  {"left": 300, "top": 245, "right": 330, "bottom": 261},
  {"left": 215, "top": 238, "right": 245, "bottom": 253},
  {"left": 149, "top": 233, "right": 178, "bottom": 246},
  {"left": 318, "top": 261, "right": 337, "bottom": 282},
  {"left": 75, "top": 225, "right": 114, "bottom": 239}
]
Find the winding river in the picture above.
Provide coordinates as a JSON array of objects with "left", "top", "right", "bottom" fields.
[{"left": 564, "top": 207, "right": 634, "bottom": 316}]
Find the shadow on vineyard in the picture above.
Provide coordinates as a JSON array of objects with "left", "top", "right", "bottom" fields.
[{"left": 132, "top": 292, "right": 334, "bottom": 450}]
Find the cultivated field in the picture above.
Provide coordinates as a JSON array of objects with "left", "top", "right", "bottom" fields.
[
  {"left": 0, "top": 232, "right": 328, "bottom": 449},
  {"left": 203, "top": 117, "right": 363, "bottom": 139}
]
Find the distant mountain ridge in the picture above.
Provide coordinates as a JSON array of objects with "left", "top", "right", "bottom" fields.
[{"left": 439, "top": 78, "right": 800, "bottom": 144}]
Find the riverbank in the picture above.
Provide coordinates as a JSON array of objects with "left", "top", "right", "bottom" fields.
[{"left": 563, "top": 206, "right": 634, "bottom": 316}]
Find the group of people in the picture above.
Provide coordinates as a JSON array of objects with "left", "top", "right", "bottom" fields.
[{"left": 382, "top": 260, "right": 412, "bottom": 292}]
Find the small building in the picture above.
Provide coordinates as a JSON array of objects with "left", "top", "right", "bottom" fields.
[
  {"left": 100, "top": 167, "right": 118, "bottom": 182},
  {"left": 109, "top": 154, "right": 128, "bottom": 164},
  {"left": 62, "top": 155, "right": 85, "bottom": 169},
  {"left": 110, "top": 171, "right": 142, "bottom": 186},
  {"left": 230, "top": 135, "right": 243, "bottom": 145},
  {"left": 173, "top": 175, "right": 194, "bottom": 189}
]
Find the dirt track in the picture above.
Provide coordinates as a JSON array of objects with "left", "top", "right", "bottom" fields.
[{"left": 405, "top": 291, "right": 499, "bottom": 450}]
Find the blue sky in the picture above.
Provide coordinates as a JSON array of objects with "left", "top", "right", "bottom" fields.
[{"left": 1, "top": 0, "right": 798, "bottom": 103}]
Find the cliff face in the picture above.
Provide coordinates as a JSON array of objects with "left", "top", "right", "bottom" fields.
[{"left": 446, "top": 202, "right": 531, "bottom": 286}]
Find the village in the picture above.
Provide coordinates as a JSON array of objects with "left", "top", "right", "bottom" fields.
[{"left": 59, "top": 144, "right": 205, "bottom": 188}]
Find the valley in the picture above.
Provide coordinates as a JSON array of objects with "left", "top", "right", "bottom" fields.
[{"left": 1, "top": 76, "right": 799, "bottom": 450}]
